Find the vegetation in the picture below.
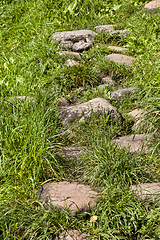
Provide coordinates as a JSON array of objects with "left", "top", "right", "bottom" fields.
[{"left": 0, "top": 0, "right": 160, "bottom": 239}]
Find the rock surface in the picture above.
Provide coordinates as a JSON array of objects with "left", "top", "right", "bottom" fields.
[
  {"left": 60, "top": 98, "right": 122, "bottom": 125},
  {"left": 55, "top": 230, "right": 93, "bottom": 240},
  {"left": 7, "top": 96, "right": 36, "bottom": 105},
  {"left": 131, "top": 183, "right": 160, "bottom": 202},
  {"left": 64, "top": 59, "right": 79, "bottom": 67},
  {"left": 57, "top": 51, "right": 82, "bottom": 60},
  {"left": 128, "top": 109, "right": 145, "bottom": 131},
  {"left": 144, "top": 0, "right": 160, "bottom": 11},
  {"left": 106, "top": 54, "right": 135, "bottom": 66},
  {"left": 37, "top": 181, "right": 98, "bottom": 214},
  {"left": 112, "top": 134, "right": 150, "bottom": 152},
  {"left": 51, "top": 30, "right": 97, "bottom": 52},
  {"left": 101, "top": 76, "right": 116, "bottom": 86},
  {"left": 108, "top": 46, "right": 128, "bottom": 53},
  {"left": 108, "top": 87, "right": 137, "bottom": 100},
  {"left": 95, "top": 24, "right": 117, "bottom": 33},
  {"left": 56, "top": 146, "right": 83, "bottom": 159}
]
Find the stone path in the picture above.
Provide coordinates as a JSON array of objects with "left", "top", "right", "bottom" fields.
[{"left": 36, "top": 14, "right": 159, "bottom": 238}]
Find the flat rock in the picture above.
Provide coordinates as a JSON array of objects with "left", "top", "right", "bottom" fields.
[
  {"left": 57, "top": 51, "right": 82, "bottom": 60},
  {"left": 37, "top": 181, "right": 98, "bottom": 214},
  {"left": 107, "top": 46, "right": 128, "bottom": 53},
  {"left": 95, "top": 24, "right": 117, "bottom": 33},
  {"left": 144, "top": 0, "right": 160, "bottom": 11},
  {"left": 60, "top": 98, "right": 122, "bottom": 125},
  {"left": 101, "top": 76, "right": 116, "bottom": 86},
  {"left": 55, "top": 146, "right": 83, "bottom": 159},
  {"left": 51, "top": 30, "right": 97, "bottom": 52},
  {"left": 108, "top": 87, "right": 137, "bottom": 100},
  {"left": 56, "top": 230, "right": 93, "bottom": 240},
  {"left": 106, "top": 54, "right": 135, "bottom": 66},
  {"left": 131, "top": 183, "right": 160, "bottom": 202},
  {"left": 64, "top": 59, "right": 79, "bottom": 67},
  {"left": 112, "top": 134, "right": 150, "bottom": 152}
]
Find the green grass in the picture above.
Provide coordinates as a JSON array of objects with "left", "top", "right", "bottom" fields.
[{"left": 0, "top": 0, "right": 160, "bottom": 239}]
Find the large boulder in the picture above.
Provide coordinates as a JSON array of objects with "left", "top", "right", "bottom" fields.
[
  {"left": 51, "top": 30, "right": 97, "bottom": 52},
  {"left": 37, "top": 181, "right": 98, "bottom": 214},
  {"left": 60, "top": 98, "right": 122, "bottom": 125}
]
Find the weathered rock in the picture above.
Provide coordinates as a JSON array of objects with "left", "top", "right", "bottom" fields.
[
  {"left": 97, "top": 84, "right": 111, "bottom": 90},
  {"left": 111, "top": 30, "right": 130, "bottom": 36},
  {"left": 128, "top": 109, "right": 145, "bottom": 131},
  {"left": 51, "top": 30, "right": 97, "bottom": 52},
  {"left": 7, "top": 96, "right": 36, "bottom": 105},
  {"left": 60, "top": 98, "right": 122, "bottom": 125},
  {"left": 101, "top": 76, "right": 116, "bottom": 86},
  {"left": 58, "top": 97, "right": 69, "bottom": 107},
  {"left": 37, "top": 181, "right": 98, "bottom": 214},
  {"left": 95, "top": 24, "right": 117, "bottom": 33},
  {"left": 131, "top": 183, "right": 160, "bottom": 203},
  {"left": 55, "top": 230, "right": 94, "bottom": 240},
  {"left": 56, "top": 146, "right": 83, "bottom": 159},
  {"left": 105, "top": 54, "right": 135, "bottom": 66},
  {"left": 112, "top": 134, "right": 150, "bottom": 152},
  {"left": 57, "top": 51, "right": 82, "bottom": 60},
  {"left": 108, "top": 46, "right": 128, "bottom": 53},
  {"left": 108, "top": 87, "right": 137, "bottom": 100},
  {"left": 144, "top": 0, "right": 160, "bottom": 11},
  {"left": 64, "top": 59, "right": 79, "bottom": 67}
]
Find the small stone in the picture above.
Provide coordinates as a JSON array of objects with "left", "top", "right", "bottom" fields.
[
  {"left": 111, "top": 30, "right": 130, "bottom": 36},
  {"left": 101, "top": 76, "right": 116, "bottom": 86},
  {"left": 37, "top": 181, "right": 98, "bottom": 214},
  {"left": 56, "top": 146, "right": 83, "bottom": 159},
  {"left": 105, "top": 54, "right": 135, "bottom": 66},
  {"left": 108, "top": 87, "right": 137, "bottom": 100},
  {"left": 107, "top": 46, "right": 128, "bottom": 53},
  {"left": 95, "top": 24, "right": 117, "bottom": 33},
  {"left": 112, "top": 134, "right": 150, "bottom": 152},
  {"left": 128, "top": 109, "right": 145, "bottom": 131},
  {"left": 7, "top": 96, "right": 36, "bottom": 105},
  {"left": 64, "top": 59, "right": 79, "bottom": 67},
  {"left": 55, "top": 230, "right": 94, "bottom": 240},
  {"left": 57, "top": 51, "right": 82, "bottom": 60},
  {"left": 57, "top": 97, "right": 69, "bottom": 107},
  {"left": 144, "top": 0, "right": 160, "bottom": 11},
  {"left": 131, "top": 182, "right": 160, "bottom": 203}
]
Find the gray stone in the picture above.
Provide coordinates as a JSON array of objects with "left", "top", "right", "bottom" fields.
[
  {"left": 95, "top": 24, "right": 117, "bottom": 33},
  {"left": 37, "top": 181, "right": 98, "bottom": 214},
  {"left": 57, "top": 51, "right": 82, "bottom": 60},
  {"left": 144, "top": 0, "right": 160, "bottom": 11},
  {"left": 108, "top": 87, "right": 137, "bottom": 100},
  {"left": 101, "top": 76, "right": 116, "bottom": 86},
  {"left": 55, "top": 230, "right": 93, "bottom": 240},
  {"left": 128, "top": 109, "right": 145, "bottom": 131},
  {"left": 7, "top": 96, "right": 36, "bottom": 105},
  {"left": 108, "top": 46, "right": 128, "bottom": 53},
  {"left": 64, "top": 59, "right": 79, "bottom": 67},
  {"left": 56, "top": 146, "right": 83, "bottom": 159},
  {"left": 111, "top": 30, "right": 130, "bottom": 36},
  {"left": 57, "top": 97, "right": 69, "bottom": 107},
  {"left": 131, "top": 183, "right": 160, "bottom": 203},
  {"left": 51, "top": 30, "right": 97, "bottom": 52},
  {"left": 106, "top": 54, "right": 135, "bottom": 66},
  {"left": 60, "top": 98, "right": 122, "bottom": 125},
  {"left": 112, "top": 134, "right": 150, "bottom": 152}
]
